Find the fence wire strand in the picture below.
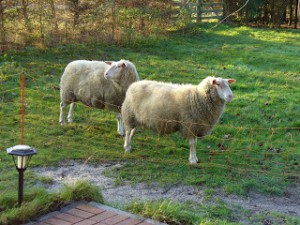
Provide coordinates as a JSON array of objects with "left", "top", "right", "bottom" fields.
[{"left": 1, "top": 66, "right": 300, "bottom": 187}]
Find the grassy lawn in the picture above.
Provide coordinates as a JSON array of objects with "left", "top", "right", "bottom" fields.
[{"left": 0, "top": 23, "right": 300, "bottom": 224}]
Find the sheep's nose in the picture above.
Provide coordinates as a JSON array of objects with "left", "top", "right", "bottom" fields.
[{"left": 227, "top": 94, "right": 233, "bottom": 102}]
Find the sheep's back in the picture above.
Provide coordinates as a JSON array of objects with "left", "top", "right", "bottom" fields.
[
  {"left": 60, "top": 60, "right": 108, "bottom": 86},
  {"left": 60, "top": 60, "right": 110, "bottom": 106},
  {"left": 124, "top": 80, "right": 193, "bottom": 134}
]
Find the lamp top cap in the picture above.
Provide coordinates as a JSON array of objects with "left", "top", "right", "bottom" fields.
[{"left": 6, "top": 145, "right": 37, "bottom": 156}]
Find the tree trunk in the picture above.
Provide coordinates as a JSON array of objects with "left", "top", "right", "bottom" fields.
[
  {"left": 223, "top": 0, "right": 239, "bottom": 23},
  {"left": 289, "top": 0, "right": 293, "bottom": 26},
  {"left": 67, "top": 0, "right": 80, "bottom": 29},
  {"left": 197, "top": 0, "right": 201, "bottom": 23},
  {"left": 21, "top": 0, "right": 32, "bottom": 33},
  {"left": 295, "top": 0, "right": 299, "bottom": 28},
  {"left": 270, "top": 0, "right": 287, "bottom": 27},
  {"left": 0, "top": 0, "right": 5, "bottom": 52},
  {"left": 282, "top": 2, "right": 287, "bottom": 23},
  {"left": 270, "top": 1, "right": 275, "bottom": 26},
  {"left": 245, "top": 1, "right": 249, "bottom": 26},
  {"left": 38, "top": 0, "right": 45, "bottom": 45},
  {"left": 0, "top": 0, "right": 4, "bottom": 37},
  {"left": 263, "top": 1, "right": 269, "bottom": 25},
  {"left": 73, "top": 0, "right": 80, "bottom": 29},
  {"left": 111, "top": 0, "right": 116, "bottom": 41},
  {"left": 49, "top": 0, "right": 58, "bottom": 32}
]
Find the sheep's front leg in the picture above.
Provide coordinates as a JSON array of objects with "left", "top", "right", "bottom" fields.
[
  {"left": 116, "top": 113, "right": 124, "bottom": 136},
  {"left": 59, "top": 102, "right": 65, "bottom": 125},
  {"left": 67, "top": 102, "right": 75, "bottom": 123},
  {"left": 189, "top": 137, "right": 198, "bottom": 164},
  {"left": 124, "top": 128, "right": 136, "bottom": 152}
]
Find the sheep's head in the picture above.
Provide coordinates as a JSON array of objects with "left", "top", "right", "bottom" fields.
[
  {"left": 104, "top": 60, "right": 127, "bottom": 80},
  {"left": 211, "top": 77, "right": 236, "bottom": 103}
]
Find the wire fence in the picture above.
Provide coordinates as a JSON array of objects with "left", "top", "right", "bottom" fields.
[{"left": 1, "top": 70, "right": 299, "bottom": 186}]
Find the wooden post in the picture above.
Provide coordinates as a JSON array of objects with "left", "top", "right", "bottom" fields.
[{"left": 21, "top": 72, "right": 25, "bottom": 145}]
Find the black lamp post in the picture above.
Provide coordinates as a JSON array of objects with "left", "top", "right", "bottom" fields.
[{"left": 6, "top": 145, "right": 37, "bottom": 207}]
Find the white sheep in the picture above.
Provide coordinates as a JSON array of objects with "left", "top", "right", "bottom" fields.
[
  {"left": 59, "top": 59, "right": 139, "bottom": 135},
  {"left": 121, "top": 76, "right": 236, "bottom": 164}
]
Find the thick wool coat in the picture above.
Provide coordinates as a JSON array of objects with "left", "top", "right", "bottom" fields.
[
  {"left": 122, "top": 77, "right": 226, "bottom": 138},
  {"left": 60, "top": 60, "right": 139, "bottom": 112}
]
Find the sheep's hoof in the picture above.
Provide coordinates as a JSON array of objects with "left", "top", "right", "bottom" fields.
[
  {"left": 189, "top": 160, "right": 199, "bottom": 164},
  {"left": 189, "top": 153, "right": 198, "bottom": 164},
  {"left": 67, "top": 119, "right": 73, "bottom": 123},
  {"left": 189, "top": 157, "right": 199, "bottom": 164},
  {"left": 118, "top": 131, "right": 125, "bottom": 136},
  {"left": 59, "top": 121, "right": 65, "bottom": 126},
  {"left": 124, "top": 146, "right": 132, "bottom": 152}
]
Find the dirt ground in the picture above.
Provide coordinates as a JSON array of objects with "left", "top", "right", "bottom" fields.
[{"left": 32, "top": 161, "right": 300, "bottom": 223}]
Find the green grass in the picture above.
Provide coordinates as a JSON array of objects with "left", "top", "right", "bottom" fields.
[
  {"left": 125, "top": 199, "right": 236, "bottom": 225},
  {"left": 123, "top": 199, "right": 300, "bottom": 225},
  {"left": 0, "top": 22, "right": 300, "bottom": 224},
  {"left": 0, "top": 181, "right": 104, "bottom": 224}
]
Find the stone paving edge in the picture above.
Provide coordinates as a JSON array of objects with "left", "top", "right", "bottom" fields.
[
  {"left": 88, "top": 202, "right": 167, "bottom": 225},
  {"left": 24, "top": 201, "right": 167, "bottom": 225}
]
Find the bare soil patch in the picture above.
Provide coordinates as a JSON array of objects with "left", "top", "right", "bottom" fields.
[{"left": 33, "top": 161, "right": 300, "bottom": 221}]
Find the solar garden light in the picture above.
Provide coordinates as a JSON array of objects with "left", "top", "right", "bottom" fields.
[{"left": 6, "top": 144, "right": 37, "bottom": 207}]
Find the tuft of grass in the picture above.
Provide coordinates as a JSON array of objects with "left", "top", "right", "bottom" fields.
[
  {"left": 124, "top": 199, "right": 300, "bottom": 225},
  {"left": 125, "top": 199, "right": 239, "bottom": 225},
  {"left": 60, "top": 180, "right": 104, "bottom": 203},
  {"left": 0, "top": 181, "right": 103, "bottom": 225},
  {"left": 126, "top": 200, "right": 201, "bottom": 225},
  {"left": 0, "top": 188, "right": 61, "bottom": 224}
]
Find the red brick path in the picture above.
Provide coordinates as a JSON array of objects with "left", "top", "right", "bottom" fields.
[{"left": 25, "top": 202, "right": 167, "bottom": 225}]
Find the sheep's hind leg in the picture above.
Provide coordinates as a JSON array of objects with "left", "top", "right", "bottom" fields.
[
  {"left": 124, "top": 128, "right": 136, "bottom": 152},
  {"left": 189, "top": 137, "right": 198, "bottom": 164},
  {"left": 67, "top": 102, "right": 75, "bottom": 123},
  {"left": 116, "top": 113, "right": 125, "bottom": 136},
  {"left": 59, "top": 102, "right": 66, "bottom": 125}
]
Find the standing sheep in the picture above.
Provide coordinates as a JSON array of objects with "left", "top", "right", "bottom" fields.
[
  {"left": 59, "top": 59, "right": 139, "bottom": 135},
  {"left": 121, "top": 76, "right": 236, "bottom": 164}
]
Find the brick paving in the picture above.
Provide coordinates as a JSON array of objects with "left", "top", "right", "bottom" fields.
[{"left": 25, "top": 201, "right": 167, "bottom": 225}]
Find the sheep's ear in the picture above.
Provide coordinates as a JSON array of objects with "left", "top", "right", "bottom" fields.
[
  {"left": 227, "top": 79, "right": 236, "bottom": 84},
  {"left": 105, "top": 61, "right": 112, "bottom": 65},
  {"left": 121, "top": 62, "right": 127, "bottom": 68},
  {"left": 211, "top": 78, "right": 217, "bottom": 85}
]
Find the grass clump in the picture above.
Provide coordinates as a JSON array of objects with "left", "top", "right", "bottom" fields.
[
  {"left": 0, "top": 181, "right": 103, "bottom": 225},
  {"left": 125, "top": 199, "right": 300, "bottom": 225},
  {"left": 127, "top": 200, "right": 200, "bottom": 225},
  {"left": 125, "top": 199, "right": 239, "bottom": 225},
  {"left": 60, "top": 180, "right": 104, "bottom": 203}
]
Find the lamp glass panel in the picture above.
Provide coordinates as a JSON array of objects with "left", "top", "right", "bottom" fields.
[{"left": 17, "top": 156, "right": 28, "bottom": 169}]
